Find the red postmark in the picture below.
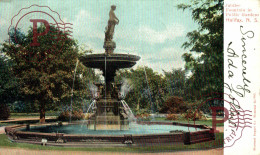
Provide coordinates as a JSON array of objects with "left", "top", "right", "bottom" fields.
[
  {"left": 186, "top": 92, "right": 252, "bottom": 149},
  {"left": 8, "top": 4, "right": 73, "bottom": 64}
]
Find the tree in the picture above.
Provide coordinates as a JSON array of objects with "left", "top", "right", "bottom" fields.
[
  {"left": 0, "top": 55, "right": 19, "bottom": 103},
  {"left": 2, "top": 25, "right": 97, "bottom": 123},
  {"left": 0, "top": 55, "right": 18, "bottom": 119},
  {"left": 163, "top": 69, "right": 186, "bottom": 99},
  {"left": 178, "top": 0, "right": 224, "bottom": 99},
  {"left": 115, "top": 66, "right": 165, "bottom": 113}
]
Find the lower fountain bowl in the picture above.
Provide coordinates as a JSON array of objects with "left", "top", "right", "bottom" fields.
[{"left": 80, "top": 53, "right": 141, "bottom": 70}]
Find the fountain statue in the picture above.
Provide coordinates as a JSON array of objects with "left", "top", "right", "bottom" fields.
[
  {"left": 80, "top": 5, "right": 140, "bottom": 130},
  {"left": 104, "top": 5, "right": 119, "bottom": 55}
]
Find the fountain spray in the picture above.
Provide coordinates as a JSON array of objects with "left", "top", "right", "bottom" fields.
[{"left": 69, "top": 59, "right": 79, "bottom": 123}]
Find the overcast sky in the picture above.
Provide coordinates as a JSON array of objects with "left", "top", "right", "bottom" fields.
[{"left": 0, "top": 0, "right": 198, "bottom": 73}]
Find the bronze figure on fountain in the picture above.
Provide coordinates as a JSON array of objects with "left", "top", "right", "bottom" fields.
[{"left": 104, "top": 5, "right": 119, "bottom": 55}]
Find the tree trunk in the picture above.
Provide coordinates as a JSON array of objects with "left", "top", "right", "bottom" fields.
[{"left": 39, "top": 103, "right": 45, "bottom": 123}]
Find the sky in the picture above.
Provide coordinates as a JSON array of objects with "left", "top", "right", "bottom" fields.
[{"left": 0, "top": 0, "right": 198, "bottom": 74}]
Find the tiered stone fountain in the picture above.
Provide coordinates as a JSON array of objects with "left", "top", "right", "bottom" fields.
[
  {"left": 79, "top": 5, "right": 140, "bottom": 130},
  {"left": 5, "top": 6, "right": 216, "bottom": 146}
]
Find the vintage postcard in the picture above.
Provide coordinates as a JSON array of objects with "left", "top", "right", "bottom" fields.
[{"left": 0, "top": 0, "right": 259, "bottom": 155}]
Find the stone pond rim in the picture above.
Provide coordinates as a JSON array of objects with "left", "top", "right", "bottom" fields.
[{"left": 79, "top": 53, "right": 141, "bottom": 70}]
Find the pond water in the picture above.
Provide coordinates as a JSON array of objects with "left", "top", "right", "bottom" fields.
[{"left": 21, "top": 123, "right": 202, "bottom": 135}]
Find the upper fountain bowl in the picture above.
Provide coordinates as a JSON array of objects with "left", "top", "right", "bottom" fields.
[{"left": 80, "top": 53, "right": 141, "bottom": 70}]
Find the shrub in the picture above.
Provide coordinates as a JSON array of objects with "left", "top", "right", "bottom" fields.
[
  {"left": 136, "top": 113, "right": 151, "bottom": 121},
  {"left": 58, "top": 110, "right": 84, "bottom": 121},
  {"left": 136, "top": 109, "right": 151, "bottom": 121},
  {"left": 0, "top": 104, "right": 10, "bottom": 120},
  {"left": 85, "top": 113, "right": 91, "bottom": 120},
  {"left": 182, "top": 109, "right": 207, "bottom": 121},
  {"left": 159, "top": 96, "right": 188, "bottom": 114},
  {"left": 166, "top": 114, "right": 179, "bottom": 120}
]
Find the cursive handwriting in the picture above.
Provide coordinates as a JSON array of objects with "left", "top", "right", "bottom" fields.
[
  {"left": 227, "top": 42, "right": 238, "bottom": 79},
  {"left": 225, "top": 25, "right": 254, "bottom": 98}
]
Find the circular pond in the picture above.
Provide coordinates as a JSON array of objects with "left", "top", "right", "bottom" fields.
[
  {"left": 5, "top": 121, "right": 215, "bottom": 146},
  {"left": 20, "top": 123, "right": 202, "bottom": 135}
]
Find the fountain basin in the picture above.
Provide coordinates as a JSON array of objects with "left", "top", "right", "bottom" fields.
[{"left": 5, "top": 121, "right": 215, "bottom": 146}]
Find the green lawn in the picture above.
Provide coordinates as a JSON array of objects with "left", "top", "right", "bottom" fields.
[
  {"left": 3, "top": 114, "right": 224, "bottom": 127},
  {"left": 153, "top": 118, "right": 224, "bottom": 127},
  {"left": 10, "top": 113, "right": 58, "bottom": 118},
  {"left": 1, "top": 112, "right": 224, "bottom": 128},
  {"left": 0, "top": 133, "right": 223, "bottom": 153}
]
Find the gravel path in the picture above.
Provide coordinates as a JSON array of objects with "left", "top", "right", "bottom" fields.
[{"left": 0, "top": 148, "right": 223, "bottom": 155}]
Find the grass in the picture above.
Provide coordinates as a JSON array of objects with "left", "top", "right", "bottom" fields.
[
  {"left": 2, "top": 115, "right": 223, "bottom": 127},
  {"left": 0, "top": 133, "right": 223, "bottom": 153},
  {"left": 2, "top": 113, "right": 224, "bottom": 127},
  {"left": 153, "top": 118, "right": 224, "bottom": 127},
  {"left": 10, "top": 113, "right": 58, "bottom": 118},
  {"left": 10, "top": 116, "right": 39, "bottom": 118},
  {"left": 0, "top": 123, "right": 13, "bottom": 127}
]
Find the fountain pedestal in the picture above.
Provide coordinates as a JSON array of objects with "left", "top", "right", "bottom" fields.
[
  {"left": 85, "top": 82, "right": 130, "bottom": 130},
  {"left": 80, "top": 54, "right": 140, "bottom": 130}
]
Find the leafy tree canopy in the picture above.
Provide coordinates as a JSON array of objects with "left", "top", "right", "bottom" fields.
[
  {"left": 2, "top": 25, "right": 97, "bottom": 122},
  {"left": 178, "top": 0, "right": 223, "bottom": 99}
]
